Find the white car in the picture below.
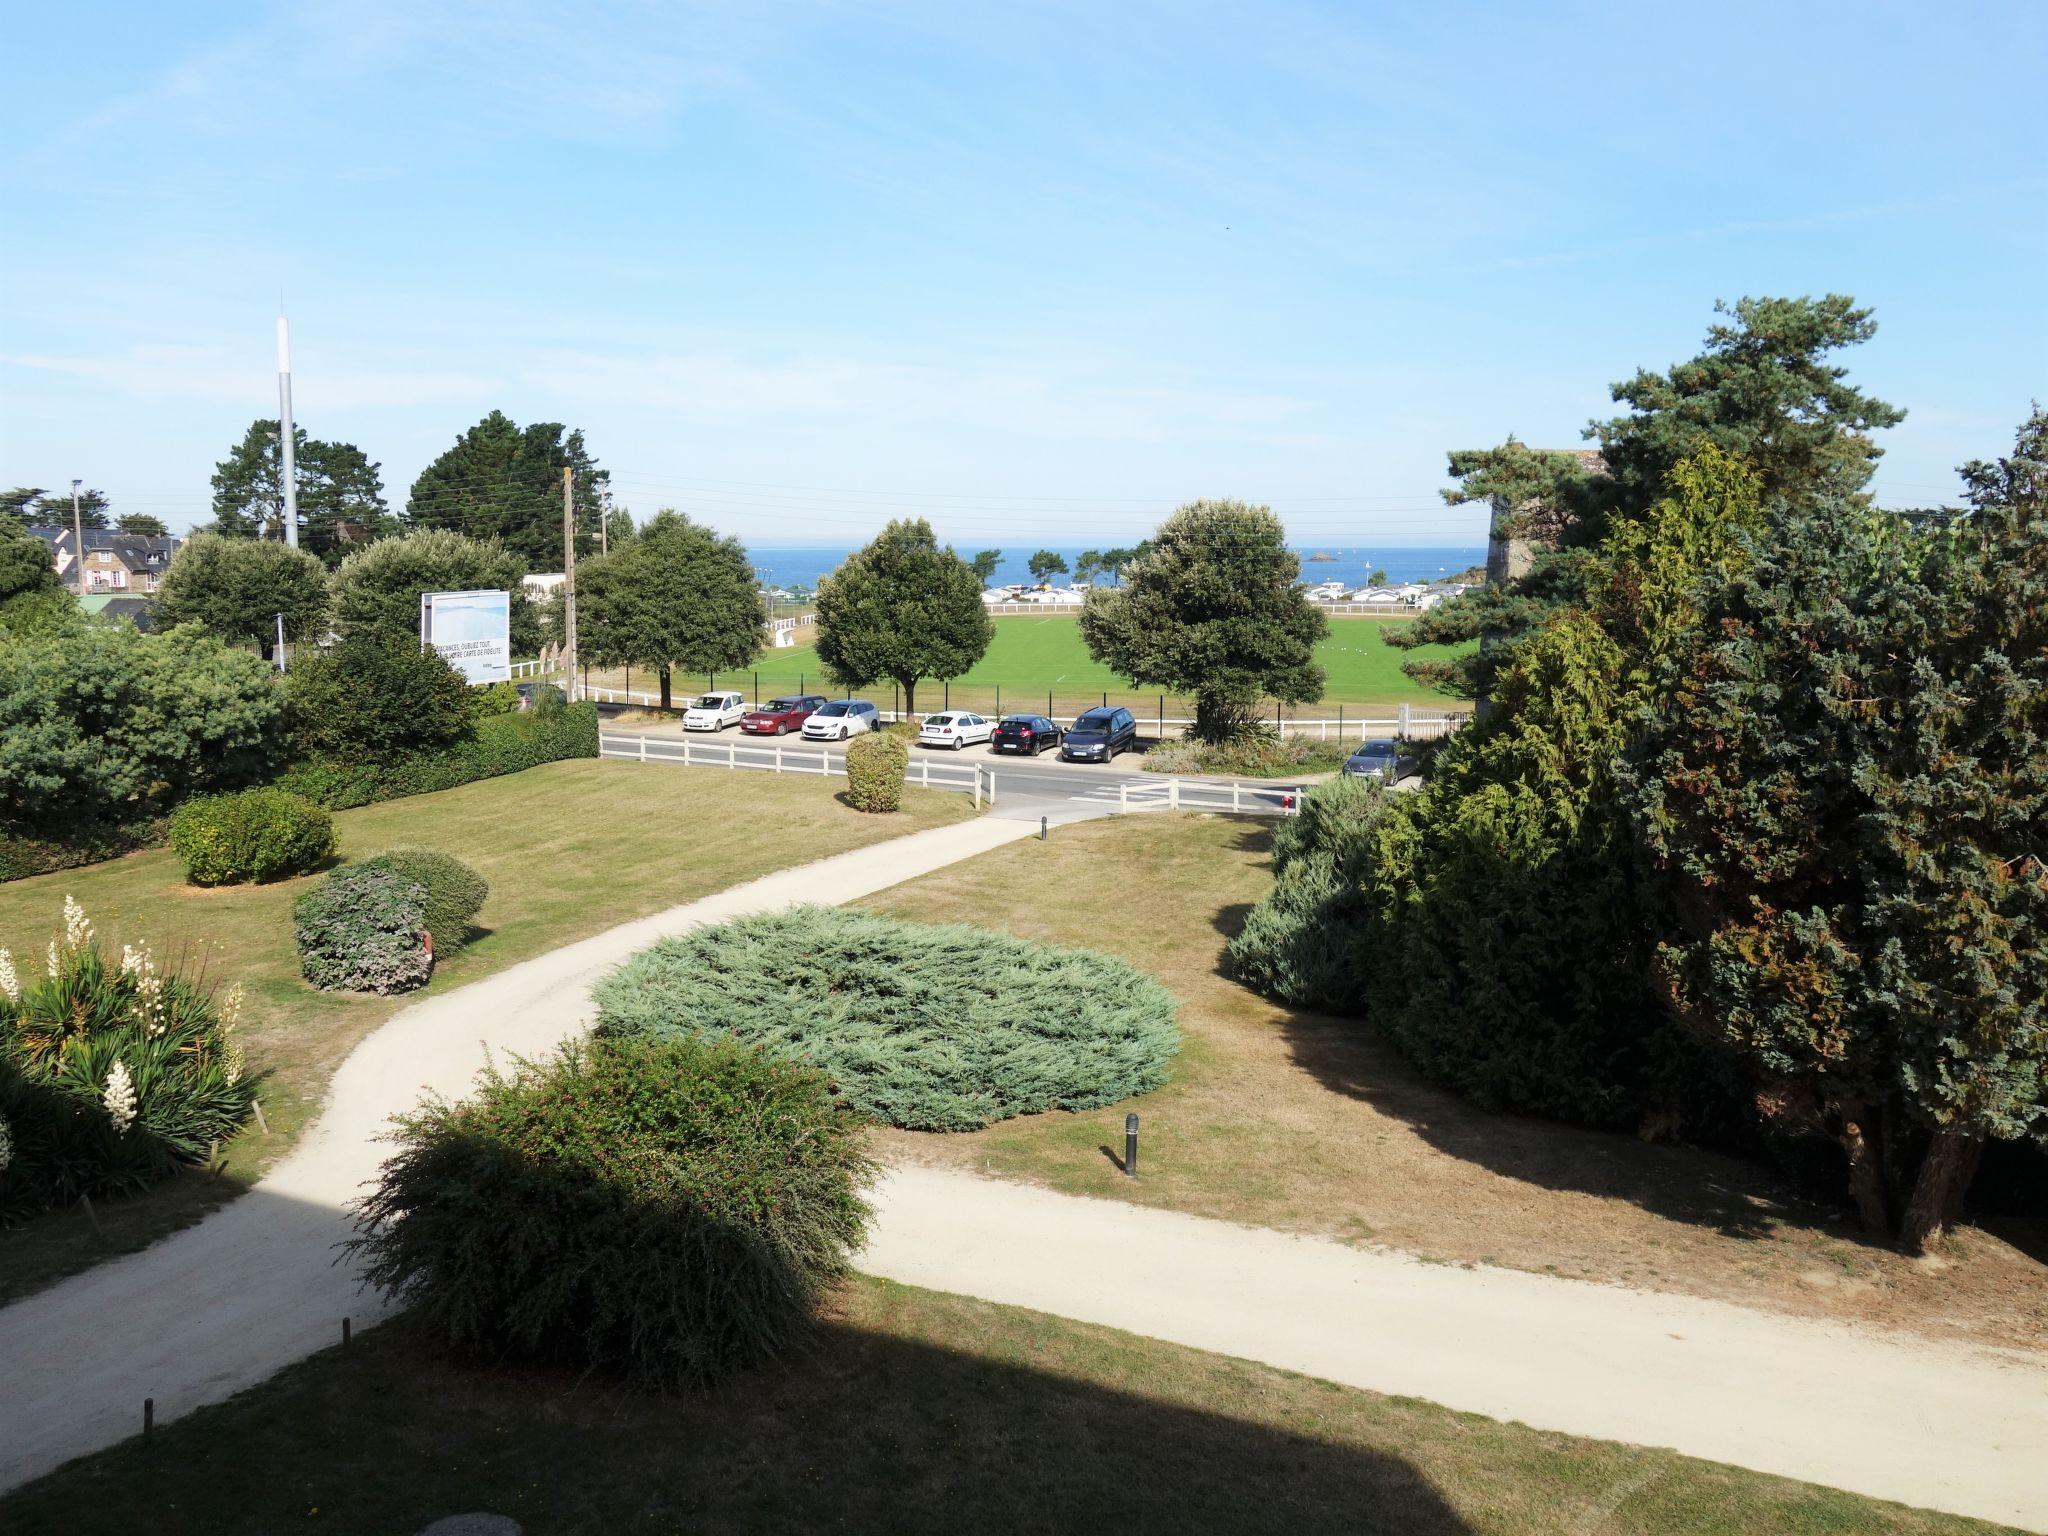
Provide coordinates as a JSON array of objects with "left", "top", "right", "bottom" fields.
[
  {"left": 682, "top": 691, "right": 748, "bottom": 731},
  {"left": 801, "top": 699, "right": 882, "bottom": 740},
  {"left": 918, "top": 711, "right": 994, "bottom": 750}
]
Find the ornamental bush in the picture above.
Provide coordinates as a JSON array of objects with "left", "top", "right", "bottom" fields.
[
  {"left": 168, "top": 787, "right": 335, "bottom": 886},
  {"left": 347, "top": 1033, "right": 875, "bottom": 1389},
  {"left": 285, "top": 636, "right": 477, "bottom": 765},
  {"left": 594, "top": 906, "right": 1180, "bottom": 1131},
  {"left": 275, "top": 703, "right": 598, "bottom": 810},
  {"left": 843, "top": 729, "right": 908, "bottom": 813},
  {"left": 294, "top": 865, "right": 431, "bottom": 994},
  {"left": 0, "top": 897, "right": 256, "bottom": 1224},
  {"left": 358, "top": 847, "right": 488, "bottom": 953}
]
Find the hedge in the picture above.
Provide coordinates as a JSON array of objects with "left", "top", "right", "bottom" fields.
[
  {"left": 844, "top": 729, "right": 908, "bottom": 813},
  {"left": 594, "top": 906, "right": 1181, "bottom": 1131},
  {"left": 167, "top": 788, "right": 336, "bottom": 887},
  {"left": 346, "top": 1033, "right": 875, "bottom": 1389},
  {"left": 277, "top": 702, "right": 599, "bottom": 811}
]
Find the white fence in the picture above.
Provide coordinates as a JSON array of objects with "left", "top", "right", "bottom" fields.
[
  {"left": 599, "top": 731, "right": 996, "bottom": 806},
  {"left": 599, "top": 731, "right": 1309, "bottom": 816}
]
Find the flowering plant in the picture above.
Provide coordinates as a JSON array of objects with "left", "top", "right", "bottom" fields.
[{"left": 0, "top": 897, "right": 257, "bottom": 1223}]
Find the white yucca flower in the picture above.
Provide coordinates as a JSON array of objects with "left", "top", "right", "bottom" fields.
[
  {"left": 222, "top": 1040, "right": 245, "bottom": 1087},
  {"left": 62, "top": 895, "right": 92, "bottom": 951},
  {"left": 121, "top": 943, "right": 145, "bottom": 977},
  {"left": 103, "top": 1060, "right": 138, "bottom": 1133},
  {"left": 0, "top": 947, "right": 17, "bottom": 1003},
  {"left": 0, "top": 1113, "right": 12, "bottom": 1173},
  {"left": 46, "top": 938, "right": 59, "bottom": 979},
  {"left": 219, "top": 982, "right": 245, "bottom": 1032}
]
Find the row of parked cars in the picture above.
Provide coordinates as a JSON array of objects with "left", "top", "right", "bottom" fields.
[
  {"left": 680, "top": 692, "right": 1142, "bottom": 762},
  {"left": 678, "top": 691, "right": 1419, "bottom": 781}
]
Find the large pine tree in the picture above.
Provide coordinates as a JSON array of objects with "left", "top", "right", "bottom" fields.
[
  {"left": 406, "top": 410, "right": 608, "bottom": 571},
  {"left": 209, "top": 419, "right": 392, "bottom": 563}
]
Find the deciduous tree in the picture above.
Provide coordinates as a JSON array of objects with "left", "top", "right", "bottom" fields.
[
  {"left": 153, "top": 533, "right": 331, "bottom": 652},
  {"left": 814, "top": 520, "right": 991, "bottom": 717},
  {"left": 573, "top": 511, "right": 766, "bottom": 709},
  {"left": 330, "top": 529, "right": 533, "bottom": 654},
  {"left": 1080, "top": 501, "right": 1324, "bottom": 742}
]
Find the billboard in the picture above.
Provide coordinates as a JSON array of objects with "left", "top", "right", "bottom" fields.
[{"left": 419, "top": 589, "right": 511, "bottom": 684}]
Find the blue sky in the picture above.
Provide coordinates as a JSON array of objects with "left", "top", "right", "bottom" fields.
[{"left": 3, "top": 1, "right": 2043, "bottom": 547}]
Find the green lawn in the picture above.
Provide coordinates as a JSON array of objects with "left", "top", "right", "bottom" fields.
[
  {"left": 0, "top": 1277, "right": 2007, "bottom": 1535},
  {"left": 587, "top": 613, "right": 1472, "bottom": 720},
  {"left": 0, "top": 759, "right": 972, "bottom": 1303}
]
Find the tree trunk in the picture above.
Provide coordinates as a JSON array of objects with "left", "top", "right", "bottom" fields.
[
  {"left": 901, "top": 679, "right": 916, "bottom": 719},
  {"left": 1836, "top": 1103, "right": 1893, "bottom": 1236},
  {"left": 659, "top": 664, "right": 671, "bottom": 711},
  {"left": 1898, "top": 1126, "right": 1986, "bottom": 1254}
]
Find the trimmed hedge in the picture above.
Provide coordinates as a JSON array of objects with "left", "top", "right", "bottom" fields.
[
  {"left": 844, "top": 729, "right": 908, "bottom": 813},
  {"left": 347, "top": 1033, "right": 875, "bottom": 1389},
  {"left": 358, "top": 847, "right": 488, "bottom": 952},
  {"left": 294, "top": 865, "right": 432, "bottom": 994},
  {"left": 167, "top": 788, "right": 336, "bottom": 887},
  {"left": 277, "top": 702, "right": 600, "bottom": 811},
  {"left": 0, "top": 820, "right": 166, "bottom": 885},
  {"left": 594, "top": 906, "right": 1181, "bottom": 1131}
]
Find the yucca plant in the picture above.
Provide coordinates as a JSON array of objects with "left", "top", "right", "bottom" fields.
[{"left": 0, "top": 896, "right": 257, "bottom": 1221}]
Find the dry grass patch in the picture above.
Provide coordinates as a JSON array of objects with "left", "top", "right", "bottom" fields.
[{"left": 859, "top": 813, "right": 2048, "bottom": 1352}]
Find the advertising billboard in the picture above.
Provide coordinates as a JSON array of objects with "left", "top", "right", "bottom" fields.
[{"left": 419, "top": 589, "right": 511, "bottom": 685}]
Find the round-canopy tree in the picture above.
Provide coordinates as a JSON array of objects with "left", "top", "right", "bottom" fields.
[
  {"left": 813, "top": 519, "right": 991, "bottom": 716},
  {"left": 153, "top": 533, "right": 331, "bottom": 652},
  {"left": 1080, "top": 500, "right": 1325, "bottom": 742},
  {"left": 329, "top": 529, "right": 533, "bottom": 654},
  {"left": 573, "top": 511, "right": 765, "bottom": 709}
]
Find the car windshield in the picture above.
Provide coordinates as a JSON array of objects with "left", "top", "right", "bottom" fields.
[
  {"left": 815, "top": 702, "right": 848, "bottom": 716},
  {"left": 694, "top": 696, "right": 725, "bottom": 709},
  {"left": 1074, "top": 713, "right": 1112, "bottom": 730},
  {"left": 1353, "top": 744, "right": 1395, "bottom": 760},
  {"left": 763, "top": 698, "right": 799, "bottom": 711}
]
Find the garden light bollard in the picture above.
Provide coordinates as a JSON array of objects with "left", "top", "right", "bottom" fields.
[
  {"left": 1124, "top": 1113, "right": 1139, "bottom": 1178},
  {"left": 143, "top": 1397, "right": 153, "bottom": 1439},
  {"left": 1040, "top": 814, "right": 1048, "bottom": 841}
]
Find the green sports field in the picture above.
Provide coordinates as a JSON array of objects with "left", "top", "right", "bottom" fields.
[{"left": 587, "top": 614, "right": 1471, "bottom": 722}]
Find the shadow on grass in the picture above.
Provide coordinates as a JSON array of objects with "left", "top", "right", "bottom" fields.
[{"left": 5, "top": 1306, "right": 1476, "bottom": 1536}]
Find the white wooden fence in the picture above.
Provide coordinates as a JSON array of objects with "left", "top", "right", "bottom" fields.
[{"left": 599, "top": 731, "right": 996, "bottom": 807}]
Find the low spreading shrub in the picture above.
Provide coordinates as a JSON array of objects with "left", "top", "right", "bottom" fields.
[
  {"left": 167, "top": 787, "right": 335, "bottom": 886},
  {"left": 1142, "top": 735, "right": 1353, "bottom": 778},
  {"left": 358, "top": 847, "right": 488, "bottom": 952},
  {"left": 1225, "top": 774, "right": 1390, "bottom": 1009},
  {"left": 294, "top": 865, "right": 432, "bottom": 994},
  {"left": 277, "top": 703, "right": 599, "bottom": 811},
  {"left": 0, "top": 897, "right": 256, "bottom": 1223},
  {"left": 347, "top": 1033, "right": 874, "bottom": 1389},
  {"left": 594, "top": 906, "right": 1181, "bottom": 1131},
  {"left": 844, "top": 729, "right": 908, "bottom": 812}
]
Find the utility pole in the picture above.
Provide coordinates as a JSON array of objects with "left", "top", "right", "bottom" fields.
[
  {"left": 70, "top": 479, "right": 84, "bottom": 593},
  {"left": 561, "top": 466, "right": 578, "bottom": 702},
  {"left": 276, "top": 316, "right": 299, "bottom": 547}
]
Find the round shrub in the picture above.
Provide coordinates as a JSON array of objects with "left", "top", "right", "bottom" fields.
[
  {"left": 358, "top": 847, "right": 488, "bottom": 953},
  {"left": 294, "top": 865, "right": 431, "bottom": 993},
  {"left": 844, "top": 729, "right": 908, "bottom": 813},
  {"left": 168, "top": 787, "right": 336, "bottom": 886},
  {"left": 594, "top": 906, "right": 1181, "bottom": 1131},
  {"left": 347, "top": 1033, "right": 874, "bottom": 1389},
  {"left": 285, "top": 636, "right": 476, "bottom": 765}
]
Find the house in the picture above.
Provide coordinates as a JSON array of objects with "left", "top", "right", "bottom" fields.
[
  {"left": 77, "top": 594, "right": 159, "bottom": 632},
  {"left": 29, "top": 526, "right": 181, "bottom": 594}
]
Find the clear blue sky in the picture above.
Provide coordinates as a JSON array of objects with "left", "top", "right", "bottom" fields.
[{"left": 3, "top": 1, "right": 2043, "bottom": 547}]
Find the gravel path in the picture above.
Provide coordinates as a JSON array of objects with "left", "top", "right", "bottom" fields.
[
  {"left": 0, "top": 813, "right": 1035, "bottom": 1496},
  {"left": 862, "top": 1164, "right": 2048, "bottom": 1531}
]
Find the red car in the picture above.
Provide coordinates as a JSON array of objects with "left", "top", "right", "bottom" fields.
[{"left": 740, "top": 694, "right": 828, "bottom": 735}]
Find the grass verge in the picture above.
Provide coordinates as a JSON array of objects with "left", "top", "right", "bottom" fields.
[
  {"left": 859, "top": 813, "right": 2048, "bottom": 1353},
  {"left": 0, "top": 760, "right": 971, "bottom": 1303},
  {"left": 0, "top": 1276, "right": 2010, "bottom": 1536}
]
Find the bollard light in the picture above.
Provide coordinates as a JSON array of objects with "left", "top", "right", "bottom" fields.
[
  {"left": 1124, "top": 1112, "right": 1139, "bottom": 1178},
  {"left": 1040, "top": 814, "right": 1048, "bottom": 841}
]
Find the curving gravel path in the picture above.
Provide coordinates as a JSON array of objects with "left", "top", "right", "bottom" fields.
[{"left": 0, "top": 813, "right": 1035, "bottom": 1496}]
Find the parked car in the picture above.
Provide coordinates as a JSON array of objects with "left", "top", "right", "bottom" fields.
[
  {"left": 741, "top": 694, "right": 827, "bottom": 735},
  {"left": 1060, "top": 706, "right": 1137, "bottom": 762},
  {"left": 1343, "top": 739, "right": 1419, "bottom": 783},
  {"left": 682, "top": 690, "right": 748, "bottom": 731},
  {"left": 991, "top": 714, "right": 1061, "bottom": 755},
  {"left": 918, "top": 711, "right": 994, "bottom": 750},
  {"left": 801, "top": 699, "right": 881, "bottom": 740}
]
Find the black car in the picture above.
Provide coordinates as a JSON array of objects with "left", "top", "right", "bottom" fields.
[
  {"left": 1060, "top": 706, "right": 1137, "bottom": 762},
  {"left": 992, "top": 714, "right": 1061, "bottom": 755}
]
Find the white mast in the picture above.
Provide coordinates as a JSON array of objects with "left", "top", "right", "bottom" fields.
[{"left": 276, "top": 316, "right": 299, "bottom": 547}]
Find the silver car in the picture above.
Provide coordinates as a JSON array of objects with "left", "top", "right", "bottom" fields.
[{"left": 1343, "top": 739, "right": 1418, "bottom": 783}]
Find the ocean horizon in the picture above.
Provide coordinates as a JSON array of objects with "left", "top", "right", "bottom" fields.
[{"left": 750, "top": 544, "right": 1486, "bottom": 592}]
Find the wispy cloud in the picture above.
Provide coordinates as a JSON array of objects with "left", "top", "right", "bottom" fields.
[{"left": 6, "top": 345, "right": 492, "bottom": 410}]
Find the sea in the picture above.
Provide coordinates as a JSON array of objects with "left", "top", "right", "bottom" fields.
[{"left": 750, "top": 544, "right": 1486, "bottom": 594}]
